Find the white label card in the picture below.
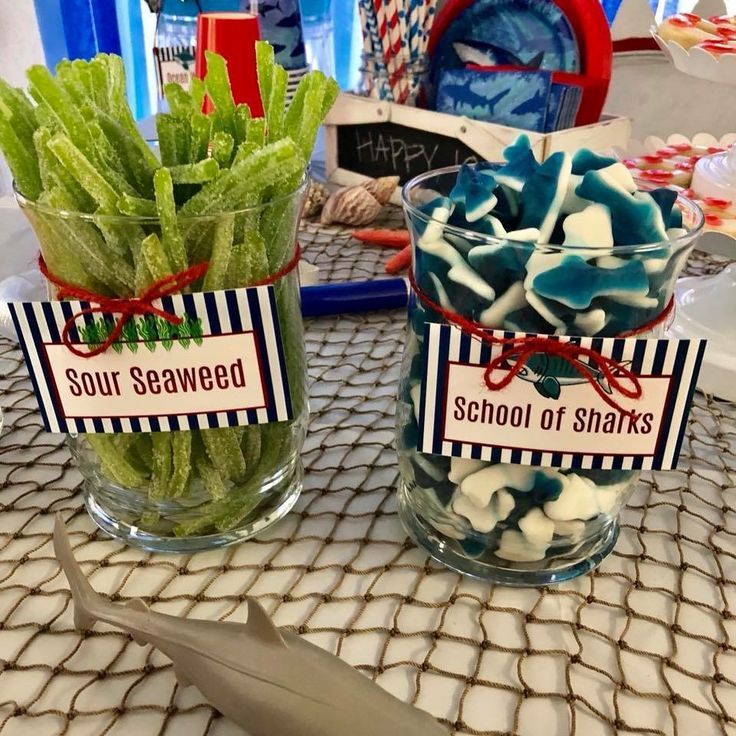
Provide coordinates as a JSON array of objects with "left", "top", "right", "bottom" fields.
[
  {"left": 9, "top": 286, "right": 293, "bottom": 434},
  {"left": 418, "top": 324, "right": 707, "bottom": 471},
  {"left": 154, "top": 45, "right": 196, "bottom": 93}
]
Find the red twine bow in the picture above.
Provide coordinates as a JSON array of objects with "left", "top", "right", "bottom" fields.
[
  {"left": 39, "top": 257, "right": 209, "bottom": 358},
  {"left": 407, "top": 270, "right": 675, "bottom": 417},
  {"left": 39, "top": 244, "right": 301, "bottom": 359}
]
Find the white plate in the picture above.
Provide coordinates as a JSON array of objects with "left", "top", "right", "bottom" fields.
[
  {"left": 651, "top": 28, "right": 736, "bottom": 86},
  {"left": 613, "top": 132, "right": 736, "bottom": 258},
  {"left": 669, "top": 265, "right": 736, "bottom": 402}
]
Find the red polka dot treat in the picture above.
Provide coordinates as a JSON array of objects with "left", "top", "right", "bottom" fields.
[
  {"left": 624, "top": 141, "right": 736, "bottom": 236},
  {"left": 657, "top": 12, "right": 736, "bottom": 55}
]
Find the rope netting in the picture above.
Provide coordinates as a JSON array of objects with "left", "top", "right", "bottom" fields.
[{"left": 0, "top": 210, "right": 734, "bottom": 736}]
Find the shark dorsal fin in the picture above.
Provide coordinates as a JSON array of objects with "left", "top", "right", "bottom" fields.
[
  {"left": 127, "top": 598, "right": 149, "bottom": 613},
  {"left": 246, "top": 599, "right": 285, "bottom": 648}
]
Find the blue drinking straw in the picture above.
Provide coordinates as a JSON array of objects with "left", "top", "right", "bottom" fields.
[{"left": 300, "top": 278, "right": 409, "bottom": 317}]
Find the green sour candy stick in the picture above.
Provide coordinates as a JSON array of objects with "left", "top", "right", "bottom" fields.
[
  {"left": 87, "top": 119, "right": 123, "bottom": 171},
  {"left": 0, "top": 79, "right": 38, "bottom": 150},
  {"left": 194, "top": 445, "right": 228, "bottom": 501},
  {"left": 180, "top": 138, "right": 304, "bottom": 218},
  {"left": 255, "top": 42, "right": 275, "bottom": 119},
  {"left": 53, "top": 60, "right": 84, "bottom": 106},
  {"left": 27, "top": 65, "right": 94, "bottom": 160},
  {"left": 203, "top": 214, "right": 234, "bottom": 291},
  {"left": 201, "top": 427, "right": 247, "bottom": 481},
  {"left": 43, "top": 187, "right": 136, "bottom": 294},
  {"left": 150, "top": 433, "right": 173, "bottom": 500},
  {"left": 34, "top": 128, "right": 93, "bottom": 210},
  {"left": 225, "top": 232, "right": 258, "bottom": 289},
  {"left": 156, "top": 114, "right": 189, "bottom": 167},
  {"left": 87, "top": 121, "right": 135, "bottom": 195},
  {"left": 284, "top": 75, "right": 309, "bottom": 141},
  {"left": 94, "top": 210, "right": 138, "bottom": 260},
  {"left": 141, "top": 232, "right": 173, "bottom": 281},
  {"left": 245, "top": 118, "right": 266, "bottom": 148},
  {"left": 87, "top": 57, "right": 110, "bottom": 108},
  {"left": 104, "top": 55, "right": 161, "bottom": 174},
  {"left": 164, "top": 82, "right": 195, "bottom": 119},
  {"left": 153, "top": 168, "right": 188, "bottom": 273},
  {"left": 118, "top": 194, "right": 157, "bottom": 217},
  {"left": 210, "top": 132, "right": 234, "bottom": 168},
  {"left": 134, "top": 255, "right": 154, "bottom": 295},
  {"left": 169, "top": 431, "right": 192, "bottom": 497},
  {"left": 47, "top": 132, "right": 121, "bottom": 210},
  {"left": 190, "top": 76, "right": 206, "bottom": 112},
  {"left": 321, "top": 76, "right": 340, "bottom": 122},
  {"left": 97, "top": 112, "right": 157, "bottom": 197},
  {"left": 189, "top": 112, "right": 211, "bottom": 163},
  {"left": 232, "top": 142, "right": 258, "bottom": 167},
  {"left": 295, "top": 71, "right": 328, "bottom": 160},
  {"left": 86, "top": 435, "right": 147, "bottom": 488},
  {"left": 0, "top": 111, "right": 42, "bottom": 200},
  {"left": 204, "top": 50, "right": 237, "bottom": 139},
  {"left": 241, "top": 425, "right": 262, "bottom": 481},
  {"left": 168, "top": 158, "right": 220, "bottom": 184},
  {"left": 234, "top": 103, "right": 250, "bottom": 144},
  {"left": 27, "top": 200, "right": 103, "bottom": 292},
  {"left": 266, "top": 65, "right": 287, "bottom": 143}
]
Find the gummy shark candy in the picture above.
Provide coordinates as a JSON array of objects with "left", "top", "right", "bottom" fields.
[
  {"left": 526, "top": 253, "right": 650, "bottom": 309},
  {"left": 562, "top": 203, "right": 614, "bottom": 248},
  {"left": 519, "top": 152, "right": 572, "bottom": 242},
  {"left": 653, "top": 188, "right": 683, "bottom": 229},
  {"left": 417, "top": 197, "right": 495, "bottom": 301},
  {"left": 576, "top": 169, "right": 668, "bottom": 245},
  {"left": 571, "top": 149, "right": 618, "bottom": 175},
  {"left": 495, "top": 135, "right": 540, "bottom": 192},
  {"left": 450, "top": 163, "right": 498, "bottom": 222}
]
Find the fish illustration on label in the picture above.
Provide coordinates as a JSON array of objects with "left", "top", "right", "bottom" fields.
[{"left": 510, "top": 353, "right": 618, "bottom": 399}]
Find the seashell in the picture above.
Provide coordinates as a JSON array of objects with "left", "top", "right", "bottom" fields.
[
  {"left": 361, "top": 176, "right": 399, "bottom": 205},
  {"left": 320, "top": 186, "right": 382, "bottom": 226},
  {"left": 302, "top": 181, "right": 330, "bottom": 218}
]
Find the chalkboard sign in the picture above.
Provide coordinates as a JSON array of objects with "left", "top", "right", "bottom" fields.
[
  {"left": 324, "top": 94, "right": 630, "bottom": 200},
  {"left": 335, "top": 122, "right": 480, "bottom": 184}
]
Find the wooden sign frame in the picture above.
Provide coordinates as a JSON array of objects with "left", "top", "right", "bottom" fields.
[{"left": 324, "top": 94, "right": 632, "bottom": 204}]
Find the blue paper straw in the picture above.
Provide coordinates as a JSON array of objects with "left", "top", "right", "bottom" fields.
[{"left": 300, "top": 278, "right": 409, "bottom": 317}]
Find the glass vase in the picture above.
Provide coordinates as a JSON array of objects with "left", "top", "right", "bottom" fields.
[
  {"left": 397, "top": 167, "right": 704, "bottom": 585},
  {"left": 17, "top": 180, "right": 309, "bottom": 552}
]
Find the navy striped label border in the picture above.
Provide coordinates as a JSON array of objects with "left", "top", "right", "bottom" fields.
[
  {"left": 8, "top": 286, "right": 293, "bottom": 434},
  {"left": 417, "top": 324, "right": 707, "bottom": 471}
]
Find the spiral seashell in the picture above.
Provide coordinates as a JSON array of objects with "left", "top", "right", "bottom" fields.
[
  {"left": 361, "top": 176, "right": 399, "bottom": 205},
  {"left": 320, "top": 186, "right": 383, "bottom": 226}
]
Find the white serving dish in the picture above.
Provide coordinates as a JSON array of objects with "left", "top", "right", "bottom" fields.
[{"left": 651, "top": 28, "right": 736, "bottom": 86}]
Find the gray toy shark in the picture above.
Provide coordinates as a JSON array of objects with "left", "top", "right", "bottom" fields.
[{"left": 54, "top": 515, "right": 448, "bottom": 736}]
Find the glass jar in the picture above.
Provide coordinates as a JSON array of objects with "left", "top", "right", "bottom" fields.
[
  {"left": 17, "top": 180, "right": 308, "bottom": 552},
  {"left": 397, "top": 167, "right": 704, "bottom": 585},
  {"left": 356, "top": 53, "right": 428, "bottom": 106}
]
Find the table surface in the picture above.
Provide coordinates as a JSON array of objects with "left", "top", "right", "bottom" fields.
[{"left": 0, "top": 210, "right": 735, "bottom": 736}]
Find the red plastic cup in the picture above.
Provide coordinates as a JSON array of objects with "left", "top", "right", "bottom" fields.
[{"left": 195, "top": 12, "right": 264, "bottom": 117}]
